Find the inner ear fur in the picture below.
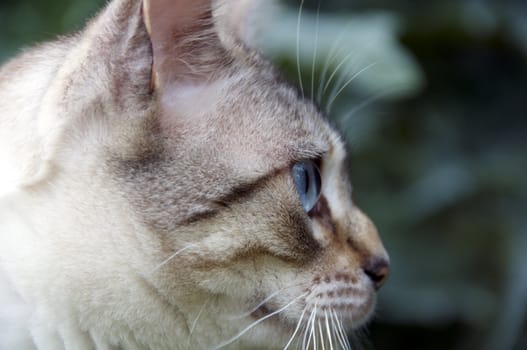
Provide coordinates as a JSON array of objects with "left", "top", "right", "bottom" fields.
[{"left": 142, "top": 0, "right": 231, "bottom": 90}]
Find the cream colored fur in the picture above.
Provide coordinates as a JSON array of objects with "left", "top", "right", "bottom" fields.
[{"left": 0, "top": 0, "right": 389, "bottom": 349}]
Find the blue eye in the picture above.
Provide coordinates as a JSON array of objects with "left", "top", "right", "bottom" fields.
[{"left": 292, "top": 160, "right": 322, "bottom": 213}]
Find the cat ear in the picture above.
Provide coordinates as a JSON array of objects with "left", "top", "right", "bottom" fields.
[
  {"left": 214, "top": 0, "right": 267, "bottom": 46},
  {"left": 142, "top": 0, "right": 228, "bottom": 90}
]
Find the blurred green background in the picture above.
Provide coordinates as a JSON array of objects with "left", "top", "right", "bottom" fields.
[{"left": 1, "top": 0, "right": 526, "bottom": 349}]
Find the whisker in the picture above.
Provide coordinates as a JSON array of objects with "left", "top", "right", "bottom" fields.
[
  {"left": 326, "top": 62, "right": 378, "bottom": 114},
  {"left": 316, "top": 48, "right": 337, "bottom": 105},
  {"left": 334, "top": 311, "right": 351, "bottom": 350},
  {"left": 323, "top": 51, "right": 356, "bottom": 95},
  {"left": 315, "top": 322, "right": 319, "bottom": 350},
  {"left": 150, "top": 244, "right": 198, "bottom": 273},
  {"left": 186, "top": 297, "right": 211, "bottom": 350},
  {"left": 305, "top": 314, "right": 313, "bottom": 349},
  {"left": 315, "top": 314, "right": 320, "bottom": 350},
  {"left": 213, "top": 292, "right": 307, "bottom": 349},
  {"left": 325, "top": 65, "right": 354, "bottom": 113},
  {"left": 307, "top": 304, "right": 318, "bottom": 349},
  {"left": 328, "top": 309, "right": 340, "bottom": 349},
  {"left": 316, "top": 23, "right": 354, "bottom": 104},
  {"left": 310, "top": 2, "right": 321, "bottom": 100},
  {"left": 330, "top": 309, "right": 347, "bottom": 350},
  {"left": 324, "top": 309, "right": 334, "bottom": 350},
  {"left": 333, "top": 312, "right": 347, "bottom": 350},
  {"left": 225, "top": 282, "right": 308, "bottom": 320},
  {"left": 318, "top": 316, "right": 326, "bottom": 350},
  {"left": 302, "top": 307, "right": 316, "bottom": 350},
  {"left": 296, "top": 0, "right": 305, "bottom": 99},
  {"left": 338, "top": 88, "right": 396, "bottom": 128},
  {"left": 283, "top": 306, "right": 307, "bottom": 350}
]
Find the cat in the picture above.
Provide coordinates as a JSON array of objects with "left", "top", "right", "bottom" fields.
[{"left": 0, "top": 0, "right": 390, "bottom": 349}]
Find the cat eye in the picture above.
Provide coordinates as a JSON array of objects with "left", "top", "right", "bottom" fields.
[{"left": 292, "top": 160, "right": 322, "bottom": 213}]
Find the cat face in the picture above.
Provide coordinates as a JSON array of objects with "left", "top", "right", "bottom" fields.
[
  {"left": 0, "top": 0, "right": 389, "bottom": 348},
  {"left": 118, "top": 1, "right": 389, "bottom": 347},
  {"left": 111, "top": 71, "right": 389, "bottom": 348}
]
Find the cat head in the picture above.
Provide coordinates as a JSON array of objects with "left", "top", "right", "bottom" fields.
[{"left": 10, "top": 0, "right": 390, "bottom": 348}]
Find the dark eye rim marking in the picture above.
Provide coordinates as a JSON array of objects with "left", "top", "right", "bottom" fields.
[
  {"left": 131, "top": 152, "right": 327, "bottom": 229},
  {"left": 308, "top": 194, "right": 337, "bottom": 235},
  {"left": 179, "top": 174, "right": 276, "bottom": 226}
]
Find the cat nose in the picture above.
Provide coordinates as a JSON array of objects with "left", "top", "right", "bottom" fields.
[{"left": 362, "top": 257, "right": 390, "bottom": 290}]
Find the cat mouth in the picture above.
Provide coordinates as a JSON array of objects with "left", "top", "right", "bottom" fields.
[
  {"left": 249, "top": 303, "right": 299, "bottom": 328},
  {"left": 247, "top": 295, "right": 374, "bottom": 349},
  {"left": 251, "top": 303, "right": 274, "bottom": 320},
  {"left": 249, "top": 290, "right": 376, "bottom": 330}
]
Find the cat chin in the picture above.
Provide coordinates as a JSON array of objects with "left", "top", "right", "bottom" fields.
[
  {"left": 252, "top": 296, "right": 376, "bottom": 330},
  {"left": 235, "top": 301, "right": 375, "bottom": 349},
  {"left": 247, "top": 286, "right": 377, "bottom": 345}
]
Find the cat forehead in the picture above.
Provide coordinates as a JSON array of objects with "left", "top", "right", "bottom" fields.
[{"left": 157, "top": 68, "right": 339, "bottom": 174}]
